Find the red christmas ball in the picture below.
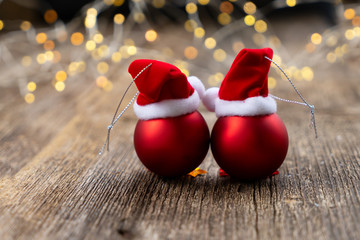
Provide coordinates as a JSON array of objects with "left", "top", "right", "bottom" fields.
[
  {"left": 134, "top": 111, "right": 210, "bottom": 177},
  {"left": 211, "top": 114, "right": 288, "bottom": 181}
]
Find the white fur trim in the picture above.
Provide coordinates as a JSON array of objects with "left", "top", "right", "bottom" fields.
[
  {"left": 188, "top": 76, "right": 205, "bottom": 99},
  {"left": 202, "top": 87, "right": 219, "bottom": 112},
  {"left": 134, "top": 91, "right": 200, "bottom": 120},
  {"left": 215, "top": 96, "right": 277, "bottom": 117}
]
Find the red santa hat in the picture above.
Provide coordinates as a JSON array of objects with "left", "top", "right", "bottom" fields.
[
  {"left": 202, "top": 48, "right": 277, "bottom": 117},
  {"left": 128, "top": 59, "right": 205, "bottom": 120}
]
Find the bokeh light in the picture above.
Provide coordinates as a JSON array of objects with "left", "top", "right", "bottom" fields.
[
  {"left": 311, "top": 33, "right": 322, "bottom": 45},
  {"left": 243, "top": 2, "right": 256, "bottom": 15},
  {"left": 286, "top": 0, "right": 296, "bottom": 7},
  {"left": 254, "top": 20, "right": 267, "bottom": 33},
  {"left": 20, "top": 21, "right": 31, "bottom": 31},
  {"left": 114, "top": 14, "right": 125, "bottom": 24},
  {"left": 184, "top": 46, "right": 198, "bottom": 60},
  {"left": 36, "top": 33, "right": 47, "bottom": 44},
  {"left": 27, "top": 82, "right": 37, "bottom": 92},
  {"left": 344, "top": 8, "right": 355, "bottom": 20},
  {"left": 213, "top": 49, "right": 226, "bottom": 62},
  {"left": 218, "top": 13, "right": 231, "bottom": 25},
  {"left": 71, "top": 32, "right": 84, "bottom": 46},
  {"left": 204, "top": 37, "right": 216, "bottom": 49},
  {"left": 55, "top": 81, "right": 65, "bottom": 92},
  {"left": 44, "top": 9, "right": 58, "bottom": 24},
  {"left": 24, "top": 93, "right": 35, "bottom": 104},
  {"left": 244, "top": 15, "right": 256, "bottom": 26},
  {"left": 56, "top": 71, "right": 67, "bottom": 82},
  {"left": 145, "top": 29, "right": 158, "bottom": 42},
  {"left": 186, "top": 3, "right": 197, "bottom": 14}
]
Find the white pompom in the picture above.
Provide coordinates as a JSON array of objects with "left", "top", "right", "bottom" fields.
[
  {"left": 202, "top": 87, "right": 219, "bottom": 112},
  {"left": 188, "top": 76, "right": 205, "bottom": 99}
]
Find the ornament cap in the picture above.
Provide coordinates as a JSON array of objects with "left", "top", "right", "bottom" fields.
[
  {"left": 128, "top": 59, "right": 205, "bottom": 120},
  {"left": 203, "top": 48, "right": 277, "bottom": 117}
]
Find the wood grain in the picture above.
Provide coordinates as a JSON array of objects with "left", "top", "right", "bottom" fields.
[{"left": 1, "top": 41, "right": 360, "bottom": 240}]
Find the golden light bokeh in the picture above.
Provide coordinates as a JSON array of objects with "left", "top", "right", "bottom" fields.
[
  {"left": 184, "top": 46, "right": 198, "bottom": 60},
  {"left": 103, "top": 80, "right": 113, "bottom": 91},
  {"left": 45, "top": 51, "right": 54, "bottom": 61},
  {"left": 218, "top": 13, "right": 231, "bottom": 25},
  {"left": 286, "top": 0, "right": 296, "bottom": 7},
  {"left": 326, "top": 52, "right": 336, "bottom": 63},
  {"left": 71, "top": 32, "right": 84, "bottom": 46},
  {"left": 244, "top": 15, "right": 255, "bottom": 26},
  {"left": 198, "top": 0, "right": 209, "bottom": 5},
  {"left": 186, "top": 3, "right": 198, "bottom": 14},
  {"left": 152, "top": 0, "right": 165, "bottom": 8},
  {"left": 56, "top": 71, "right": 67, "bottom": 82},
  {"left": 220, "top": 1, "right": 234, "bottom": 14},
  {"left": 352, "top": 16, "right": 360, "bottom": 26},
  {"left": 21, "top": 56, "right": 32, "bottom": 67},
  {"left": 87, "top": 8, "right": 97, "bottom": 16},
  {"left": 20, "top": 21, "right": 31, "bottom": 31},
  {"left": 204, "top": 37, "right": 216, "bottom": 49},
  {"left": 194, "top": 27, "right": 205, "bottom": 38},
  {"left": 243, "top": 2, "right": 256, "bottom": 15},
  {"left": 44, "top": 9, "right": 58, "bottom": 24},
  {"left": 0, "top": 20, "right": 3, "bottom": 31},
  {"left": 96, "top": 76, "right": 108, "bottom": 88},
  {"left": 114, "top": 14, "right": 125, "bottom": 24},
  {"left": 252, "top": 33, "right": 266, "bottom": 46},
  {"left": 127, "top": 46, "right": 137, "bottom": 55},
  {"left": 93, "top": 33, "right": 104, "bottom": 44},
  {"left": 43, "top": 40, "right": 55, "bottom": 51},
  {"left": 232, "top": 41, "right": 244, "bottom": 53},
  {"left": 112, "top": 52, "right": 122, "bottom": 62},
  {"left": 55, "top": 81, "right": 65, "bottom": 92},
  {"left": 213, "top": 49, "right": 226, "bottom": 62},
  {"left": 301, "top": 67, "right": 314, "bottom": 81},
  {"left": 97, "top": 62, "right": 109, "bottom": 74},
  {"left": 145, "top": 29, "right": 158, "bottom": 42},
  {"left": 345, "top": 29, "right": 355, "bottom": 40},
  {"left": 27, "top": 82, "right": 37, "bottom": 92},
  {"left": 24, "top": 93, "right": 35, "bottom": 104},
  {"left": 36, "top": 33, "right": 47, "bottom": 44},
  {"left": 269, "top": 35, "right": 281, "bottom": 48},
  {"left": 104, "top": 0, "right": 115, "bottom": 5},
  {"left": 134, "top": 12, "right": 145, "bottom": 23},
  {"left": 85, "top": 15, "right": 97, "bottom": 28},
  {"left": 184, "top": 19, "right": 197, "bottom": 32},
  {"left": 86, "top": 40, "right": 96, "bottom": 51},
  {"left": 310, "top": 33, "right": 322, "bottom": 45},
  {"left": 113, "top": 0, "right": 125, "bottom": 6},
  {"left": 344, "top": 8, "right": 355, "bottom": 20},
  {"left": 36, "top": 53, "right": 47, "bottom": 64},
  {"left": 254, "top": 20, "right": 267, "bottom": 33},
  {"left": 326, "top": 35, "right": 338, "bottom": 47}
]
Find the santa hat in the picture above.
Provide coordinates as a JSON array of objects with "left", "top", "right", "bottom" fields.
[
  {"left": 203, "top": 48, "right": 277, "bottom": 117},
  {"left": 128, "top": 59, "right": 205, "bottom": 120}
]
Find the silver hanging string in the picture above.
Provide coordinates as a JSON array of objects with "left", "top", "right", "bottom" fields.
[
  {"left": 99, "top": 63, "right": 152, "bottom": 155},
  {"left": 265, "top": 56, "right": 317, "bottom": 138}
]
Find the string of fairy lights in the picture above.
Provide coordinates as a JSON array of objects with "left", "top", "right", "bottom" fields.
[{"left": 0, "top": 0, "right": 359, "bottom": 104}]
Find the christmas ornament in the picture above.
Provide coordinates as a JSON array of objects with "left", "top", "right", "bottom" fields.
[
  {"left": 100, "top": 59, "right": 210, "bottom": 178},
  {"left": 203, "top": 48, "right": 288, "bottom": 181}
]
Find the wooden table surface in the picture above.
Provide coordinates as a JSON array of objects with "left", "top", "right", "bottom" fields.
[{"left": 1, "top": 18, "right": 360, "bottom": 240}]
